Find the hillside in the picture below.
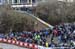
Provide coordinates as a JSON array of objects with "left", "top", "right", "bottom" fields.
[{"left": 0, "top": 5, "right": 49, "bottom": 33}]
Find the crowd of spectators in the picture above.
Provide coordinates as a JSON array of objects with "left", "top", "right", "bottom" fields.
[{"left": 0, "top": 23, "right": 75, "bottom": 49}]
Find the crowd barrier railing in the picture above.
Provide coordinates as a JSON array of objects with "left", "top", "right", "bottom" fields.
[
  {"left": 38, "top": 45, "right": 53, "bottom": 49},
  {"left": 0, "top": 38, "right": 38, "bottom": 49},
  {"left": 0, "top": 38, "right": 75, "bottom": 49},
  {"left": 38, "top": 45, "right": 75, "bottom": 49}
]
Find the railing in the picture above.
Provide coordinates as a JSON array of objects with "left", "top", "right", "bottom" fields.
[
  {"left": 0, "top": 38, "right": 75, "bottom": 49},
  {"left": 11, "top": 3, "right": 37, "bottom": 7},
  {"left": 11, "top": 2, "right": 38, "bottom": 8},
  {"left": 38, "top": 45, "right": 75, "bottom": 49},
  {"left": 0, "top": 38, "right": 38, "bottom": 49},
  {"left": 11, "top": 2, "right": 36, "bottom": 5}
]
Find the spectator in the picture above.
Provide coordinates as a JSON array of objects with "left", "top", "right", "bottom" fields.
[
  {"left": 0, "top": 23, "right": 75, "bottom": 48},
  {"left": 45, "top": 42, "right": 49, "bottom": 47}
]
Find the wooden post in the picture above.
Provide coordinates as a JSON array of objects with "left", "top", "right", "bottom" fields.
[
  {"left": 12, "top": 0, "right": 14, "bottom": 4},
  {"left": 27, "top": 0, "right": 29, "bottom": 4},
  {"left": 18, "top": 0, "right": 20, "bottom": 4},
  {"left": 31, "top": 0, "right": 32, "bottom": 4}
]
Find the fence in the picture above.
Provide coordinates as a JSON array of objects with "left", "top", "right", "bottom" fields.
[
  {"left": 0, "top": 38, "right": 75, "bottom": 49},
  {"left": 0, "top": 38, "right": 38, "bottom": 49},
  {"left": 38, "top": 46, "right": 75, "bottom": 49}
]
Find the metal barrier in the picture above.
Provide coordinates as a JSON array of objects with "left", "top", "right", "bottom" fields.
[
  {"left": 0, "top": 38, "right": 38, "bottom": 49},
  {"left": 38, "top": 45, "right": 75, "bottom": 49},
  {"left": 0, "top": 38, "right": 75, "bottom": 49}
]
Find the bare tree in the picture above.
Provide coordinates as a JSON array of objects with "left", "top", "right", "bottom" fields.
[
  {"left": 33, "top": 1, "right": 75, "bottom": 25},
  {"left": 0, "top": 5, "right": 35, "bottom": 33}
]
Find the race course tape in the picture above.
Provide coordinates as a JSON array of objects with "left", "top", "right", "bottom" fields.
[{"left": 0, "top": 38, "right": 38, "bottom": 49}]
